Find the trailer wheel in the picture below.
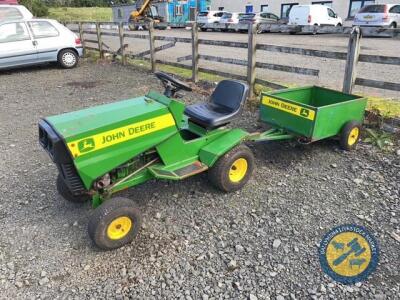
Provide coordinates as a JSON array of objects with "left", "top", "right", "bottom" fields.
[
  {"left": 340, "top": 121, "right": 362, "bottom": 151},
  {"left": 208, "top": 144, "right": 254, "bottom": 192},
  {"left": 88, "top": 197, "right": 142, "bottom": 250},
  {"left": 56, "top": 174, "right": 90, "bottom": 203}
]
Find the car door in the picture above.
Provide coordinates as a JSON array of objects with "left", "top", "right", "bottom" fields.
[
  {"left": 327, "top": 8, "right": 337, "bottom": 25},
  {"left": 0, "top": 21, "right": 37, "bottom": 69},
  {"left": 390, "top": 5, "right": 400, "bottom": 24},
  {"left": 28, "top": 20, "right": 61, "bottom": 63}
]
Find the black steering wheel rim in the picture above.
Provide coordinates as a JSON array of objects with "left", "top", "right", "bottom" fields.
[{"left": 155, "top": 71, "right": 192, "bottom": 92}]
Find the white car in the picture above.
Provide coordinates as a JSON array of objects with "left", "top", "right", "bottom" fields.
[
  {"left": 220, "top": 12, "right": 241, "bottom": 25},
  {"left": 0, "top": 4, "right": 33, "bottom": 22},
  {"left": 197, "top": 10, "right": 228, "bottom": 31},
  {"left": 353, "top": 4, "right": 400, "bottom": 28},
  {"left": 0, "top": 19, "right": 83, "bottom": 70},
  {"left": 288, "top": 5, "right": 342, "bottom": 27}
]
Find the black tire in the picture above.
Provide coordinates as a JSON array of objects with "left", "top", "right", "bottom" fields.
[
  {"left": 58, "top": 49, "right": 79, "bottom": 69},
  {"left": 200, "top": 28, "right": 207, "bottom": 32},
  {"left": 56, "top": 174, "right": 90, "bottom": 203},
  {"left": 208, "top": 144, "right": 254, "bottom": 192},
  {"left": 340, "top": 121, "right": 362, "bottom": 151},
  {"left": 389, "top": 22, "right": 397, "bottom": 29},
  {"left": 88, "top": 197, "right": 142, "bottom": 250}
]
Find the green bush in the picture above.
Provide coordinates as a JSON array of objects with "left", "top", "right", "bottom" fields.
[{"left": 19, "top": 0, "right": 49, "bottom": 17}]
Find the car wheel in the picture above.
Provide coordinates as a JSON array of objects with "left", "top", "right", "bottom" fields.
[
  {"left": 389, "top": 22, "right": 397, "bottom": 29},
  {"left": 58, "top": 49, "right": 79, "bottom": 69}
]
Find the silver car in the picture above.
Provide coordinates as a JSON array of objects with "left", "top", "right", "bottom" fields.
[
  {"left": 0, "top": 19, "right": 83, "bottom": 70},
  {"left": 353, "top": 4, "right": 400, "bottom": 28}
]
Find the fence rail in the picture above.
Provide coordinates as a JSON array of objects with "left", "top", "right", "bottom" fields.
[{"left": 70, "top": 21, "right": 400, "bottom": 96}]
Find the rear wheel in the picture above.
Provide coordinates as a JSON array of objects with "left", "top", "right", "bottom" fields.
[
  {"left": 88, "top": 197, "right": 142, "bottom": 250},
  {"left": 340, "top": 121, "right": 362, "bottom": 151},
  {"left": 389, "top": 22, "right": 397, "bottom": 29},
  {"left": 56, "top": 174, "right": 90, "bottom": 203},
  {"left": 208, "top": 144, "right": 254, "bottom": 192},
  {"left": 58, "top": 49, "right": 78, "bottom": 69}
]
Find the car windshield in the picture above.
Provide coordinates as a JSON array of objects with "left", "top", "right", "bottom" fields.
[
  {"left": 221, "top": 13, "right": 232, "bottom": 19},
  {"left": 359, "top": 5, "right": 386, "bottom": 13},
  {"left": 198, "top": 12, "right": 209, "bottom": 17},
  {"left": 240, "top": 13, "right": 256, "bottom": 19}
]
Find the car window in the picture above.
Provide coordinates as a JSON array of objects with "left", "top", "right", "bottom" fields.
[
  {"left": 198, "top": 12, "right": 209, "bottom": 17},
  {"left": 216, "top": 12, "right": 224, "bottom": 17},
  {"left": 359, "top": 5, "right": 386, "bottom": 13},
  {"left": 221, "top": 13, "right": 232, "bottom": 19},
  {"left": 0, "top": 7, "right": 23, "bottom": 22},
  {"left": 389, "top": 5, "right": 400, "bottom": 14},
  {"left": 0, "top": 22, "right": 30, "bottom": 43},
  {"left": 28, "top": 21, "right": 59, "bottom": 38},
  {"left": 328, "top": 8, "right": 336, "bottom": 18},
  {"left": 260, "top": 13, "right": 268, "bottom": 18}
]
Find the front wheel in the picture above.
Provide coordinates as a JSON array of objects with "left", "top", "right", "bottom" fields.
[
  {"left": 88, "top": 197, "right": 142, "bottom": 250},
  {"left": 340, "top": 121, "right": 362, "bottom": 151},
  {"left": 57, "top": 174, "right": 90, "bottom": 203},
  {"left": 208, "top": 144, "right": 254, "bottom": 192},
  {"left": 58, "top": 49, "right": 79, "bottom": 69}
]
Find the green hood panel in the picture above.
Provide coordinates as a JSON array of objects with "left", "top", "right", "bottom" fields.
[
  {"left": 46, "top": 96, "right": 168, "bottom": 140},
  {"left": 45, "top": 94, "right": 179, "bottom": 189}
]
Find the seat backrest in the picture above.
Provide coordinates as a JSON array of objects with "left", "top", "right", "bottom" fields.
[{"left": 210, "top": 80, "right": 249, "bottom": 111}]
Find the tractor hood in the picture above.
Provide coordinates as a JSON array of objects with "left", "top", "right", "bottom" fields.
[{"left": 39, "top": 93, "right": 180, "bottom": 189}]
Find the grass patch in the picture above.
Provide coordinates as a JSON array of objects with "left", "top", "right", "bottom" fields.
[
  {"left": 367, "top": 96, "right": 400, "bottom": 118},
  {"left": 48, "top": 7, "right": 112, "bottom": 22}
]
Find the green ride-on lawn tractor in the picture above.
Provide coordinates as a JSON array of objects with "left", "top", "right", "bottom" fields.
[
  {"left": 39, "top": 72, "right": 367, "bottom": 250},
  {"left": 39, "top": 72, "right": 255, "bottom": 250}
]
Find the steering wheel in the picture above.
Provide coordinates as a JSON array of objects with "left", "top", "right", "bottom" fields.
[{"left": 155, "top": 72, "right": 192, "bottom": 97}]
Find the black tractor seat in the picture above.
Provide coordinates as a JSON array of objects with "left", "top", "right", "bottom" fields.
[{"left": 184, "top": 80, "right": 249, "bottom": 129}]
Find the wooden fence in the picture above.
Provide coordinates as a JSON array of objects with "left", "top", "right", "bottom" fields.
[{"left": 67, "top": 21, "right": 400, "bottom": 97}]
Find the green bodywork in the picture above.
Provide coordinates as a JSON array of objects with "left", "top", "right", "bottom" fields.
[
  {"left": 255, "top": 86, "right": 367, "bottom": 142},
  {"left": 45, "top": 91, "right": 247, "bottom": 206}
]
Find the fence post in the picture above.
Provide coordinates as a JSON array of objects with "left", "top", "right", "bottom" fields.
[
  {"left": 343, "top": 26, "right": 361, "bottom": 94},
  {"left": 247, "top": 23, "right": 257, "bottom": 97},
  {"left": 148, "top": 21, "right": 156, "bottom": 72},
  {"left": 191, "top": 22, "right": 199, "bottom": 83},
  {"left": 78, "top": 22, "right": 85, "bottom": 57},
  {"left": 118, "top": 22, "right": 126, "bottom": 65},
  {"left": 95, "top": 22, "right": 104, "bottom": 59}
]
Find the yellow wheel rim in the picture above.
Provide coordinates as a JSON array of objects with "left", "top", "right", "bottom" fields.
[
  {"left": 107, "top": 216, "right": 132, "bottom": 240},
  {"left": 229, "top": 158, "right": 248, "bottom": 183},
  {"left": 348, "top": 127, "right": 359, "bottom": 146}
]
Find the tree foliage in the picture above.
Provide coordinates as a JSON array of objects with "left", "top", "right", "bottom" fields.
[{"left": 19, "top": 0, "right": 49, "bottom": 17}]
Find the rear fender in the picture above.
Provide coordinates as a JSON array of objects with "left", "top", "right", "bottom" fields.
[{"left": 199, "top": 128, "right": 248, "bottom": 167}]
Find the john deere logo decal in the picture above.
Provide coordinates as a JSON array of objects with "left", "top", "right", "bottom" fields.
[
  {"left": 78, "top": 138, "right": 95, "bottom": 153},
  {"left": 319, "top": 224, "right": 379, "bottom": 284},
  {"left": 300, "top": 108, "right": 310, "bottom": 118}
]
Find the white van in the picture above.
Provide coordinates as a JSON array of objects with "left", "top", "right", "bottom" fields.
[{"left": 288, "top": 5, "right": 342, "bottom": 26}]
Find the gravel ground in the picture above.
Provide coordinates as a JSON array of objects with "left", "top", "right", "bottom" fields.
[{"left": 0, "top": 61, "right": 399, "bottom": 300}]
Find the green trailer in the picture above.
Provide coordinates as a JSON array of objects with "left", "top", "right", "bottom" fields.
[{"left": 252, "top": 86, "right": 367, "bottom": 150}]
